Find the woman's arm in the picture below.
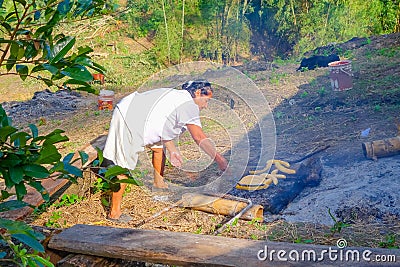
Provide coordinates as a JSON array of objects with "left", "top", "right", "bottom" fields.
[{"left": 186, "top": 124, "right": 228, "bottom": 171}]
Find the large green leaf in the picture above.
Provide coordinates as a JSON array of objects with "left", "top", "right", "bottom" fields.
[
  {"left": 78, "top": 150, "right": 89, "bottom": 166},
  {"left": 10, "top": 131, "right": 29, "bottom": 147},
  {"left": 95, "top": 147, "right": 104, "bottom": 166},
  {"left": 42, "top": 63, "right": 60, "bottom": 75},
  {"left": 16, "top": 64, "right": 29, "bottom": 80},
  {"left": 0, "top": 125, "right": 17, "bottom": 142},
  {"left": 29, "top": 124, "right": 38, "bottom": 138},
  {"left": 24, "top": 42, "right": 39, "bottom": 60},
  {"left": 13, "top": 233, "right": 45, "bottom": 253},
  {"left": 23, "top": 164, "right": 50, "bottom": 178},
  {"left": 50, "top": 36, "right": 75, "bottom": 64},
  {"left": 63, "top": 163, "right": 83, "bottom": 177},
  {"left": 6, "top": 55, "right": 16, "bottom": 72},
  {"left": 43, "top": 130, "right": 69, "bottom": 145},
  {"left": 0, "top": 154, "right": 22, "bottom": 167},
  {"left": 15, "top": 182, "right": 27, "bottom": 200},
  {"left": 36, "top": 144, "right": 61, "bottom": 164},
  {"left": 9, "top": 166, "right": 24, "bottom": 184},
  {"left": 0, "top": 200, "right": 28, "bottom": 212},
  {"left": 74, "top": 0, "right": 92, "bottom": 16},
  {"left": 104, "top": 165, "right": 129, "bottom": 179},
  {"left": 57, "top": 0, "right": 72, "bottom": 15},
  {"left": 61, "top": 65, "right": 93, "bottom": 82}
]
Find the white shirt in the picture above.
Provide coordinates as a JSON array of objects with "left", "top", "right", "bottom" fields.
[{"left": 103, "top": 88, "right": 201, "bottom": 169}]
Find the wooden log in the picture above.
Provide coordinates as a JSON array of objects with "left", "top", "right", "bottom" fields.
[
  {"left": 0, "top": 135, "right": 107, "bottom": 221},
  {"left": 57, "top": 253, "right": 145, "bottom": 267},
  {"left": 49, "top": 224, "right": 400, "bottom": 267},
  {"left": 180, "top": 193, "right": 263, "bottom": 221}
]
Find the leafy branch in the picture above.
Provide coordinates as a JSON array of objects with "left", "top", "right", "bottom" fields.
[{"left": 0, "top": 0, "right": 115, "bottom": 92}]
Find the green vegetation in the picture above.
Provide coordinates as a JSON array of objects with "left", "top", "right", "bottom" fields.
[
  {"left": 0, "top": 104, "right": 87, "bottom": 266},
  {"left": 328, "top": 208, "right": 350, "bottom": 237},
  {"left": 378, "top": 234, "right": 399, "bottom": 249}
]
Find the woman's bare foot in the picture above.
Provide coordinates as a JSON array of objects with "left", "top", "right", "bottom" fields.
[
  {"left": 153, "top": 180, "right": 169, "bottom": 189},
  {"left": 153, "top": 171, "right": 169, "bottom": 188}
]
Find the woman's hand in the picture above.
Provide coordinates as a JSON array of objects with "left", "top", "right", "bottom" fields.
[
  {"left": 170, "top": 151, "right": 183, "bottom": 167},
  {"left": 215, "top": 153, "right": 228, "bottom": 171}
]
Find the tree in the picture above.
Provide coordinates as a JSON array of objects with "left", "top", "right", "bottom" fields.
[
  {"left": 0, "top": 1, "right": 117, "bottom": 265},
  {"left": 0, "top": 0, "right": 115, "bottom": 92}
]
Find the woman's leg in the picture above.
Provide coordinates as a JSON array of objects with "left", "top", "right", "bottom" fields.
[
  {"left": 151, "top": 147, "right": 167, "bottom": 188},
  {"left": 108, "top": 174, "right": 128, "bottom": 219}
]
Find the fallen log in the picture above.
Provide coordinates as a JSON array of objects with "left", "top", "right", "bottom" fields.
[{"left": 48, "top": 224, "right": 400, "bottom": 267}]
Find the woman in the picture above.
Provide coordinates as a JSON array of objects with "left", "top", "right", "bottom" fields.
[{"left": 103, "top": 80, "right": 229, "bottom": 222}]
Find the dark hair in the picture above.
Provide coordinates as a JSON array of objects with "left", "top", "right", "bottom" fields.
[{"left": 182, "top": 80, "right": 213, "bottom": 97}]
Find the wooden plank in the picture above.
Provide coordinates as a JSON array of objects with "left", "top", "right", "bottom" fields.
[
  {"left": 49, "top": 224, "right": 400, "bottom": 267},
  {"left": 57, "top": 254, "right": 145, "bottom": 267},
  {"left": 0, "top": 135, "right": 107, "bottom": 221}
]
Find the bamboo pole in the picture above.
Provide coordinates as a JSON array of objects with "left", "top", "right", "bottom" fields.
[{"left": 180, "top": 193, "right": 263, "bottom": 221}]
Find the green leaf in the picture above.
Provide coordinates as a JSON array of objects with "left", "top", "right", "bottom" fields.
[
  {"left": 62, "top": 152, "right": 74, "bottom": 164},
  {"left": 104, "top": 165, "right": 128, "bottom": 179},
  {"left": 64, "top": 164, "right": 82, "bottom": 177},
  {"left": 42, "top": 63, "right": 59, "bottom": 75},
  {"left": 15, "top": 0, "right": 27, "bottom": 7},
  {"left": 116, "top": 178, "right": 143, "bottom": 186},
  {"left": 29, "top": 124, "right": 39, "bottom": 138},
  {"left": 43, "top": 129, "right": 69, "bottom": 145},
  {"left": 78, "top": 151, "right": 89, "bottom": 165},
  {"left": 6, "top": 55, "right": 16, "bottom": 72},
  {"left": 0, "top": 252, "right": 6, "bottom": 259},
  {"left": 61, "top": 65, "right": 93, "bottom": 82},
  {"left": 15, "top": 182, "right": 27, "bottom": 200},
  {"left": 0, "top": 154, "right": 22, "bottom": 167},
  {"left": 9, "top": 166, "right": 24, "bottom": 184},
  {"left": 50, "top": 36, "right": 75, "bottom": 64},
  {"left": 95, "top": 147, "right": 103, "bottom": 165},
  {"left": 32, "top": 255, "right": 54, "bottom": 267},
  {"left": 31, "top": 64, "right": 45, "bottom": 73},
  {"left": 16, "top": 64, "right": 29, "bottom": 81},
  {"left": 49, "top": 162, "right": 64, "bottom": 173},
  {"left": 29, "top": 181, "right": 49, "bottom": 201},
  {"left": 42, "top": 78, "right": 54, "bottom": 87},
  {"left": 13, "top": 233, "right": 45, "bottom": 253},
  {"left": 10, "top": 131, "right": 30, "bottom": 147},
  {"left": 58, "top": 0, "right": 72, "bottom": 15},
  {"left": 0, "top": 125, "right": 18, "bottom": 142},
  {"left": 74, "top": 85, "right": 96, "bottom": 93},
  {"left": 23, "top": 164, "right": 50, "bottom": 178},
  {"left": 36, "top": 145, "right": 61, "bottom": 164},
  {"left": 24, "top": 42, "right": 39, "bottom": 60},
  {"left": 0, "top": 200, "right": 28, "bottom": 212},
  {"left": 34, "top": 10, "right": 41, "bottom": 20},
  {"left": 1, "top": 190, "right": 12, "bottom": 200},
  {"left": 76, "top": 45, "right": 93, "bottom": 56},
  {"left": 10, "top": 41, "right": 20, "bottom": 55},
  {"left": 73, "top": 56, "right": 93, "bottom": 66}
]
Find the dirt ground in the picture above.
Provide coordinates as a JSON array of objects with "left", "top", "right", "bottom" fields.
[{"left": 2, "top": 33, "right": 400, "bottom": 250}]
